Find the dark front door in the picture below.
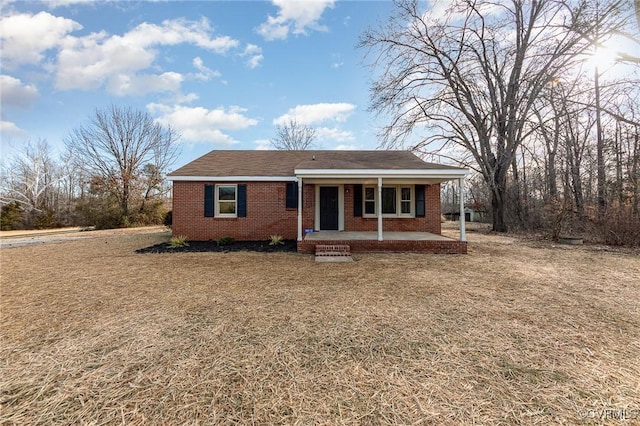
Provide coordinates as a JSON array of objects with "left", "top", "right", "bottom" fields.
[{"left": 319, "top": 186, "right": 339, "bottom": 230}]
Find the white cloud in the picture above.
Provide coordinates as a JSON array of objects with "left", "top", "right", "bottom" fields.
[
  {"left": 273, "top": 102, "right": 356, "bottom": 125},
  {"left": 257, "top": 0, "right": 335, "bottom": 41},
  {"left": 45, "top": 0, "right": 96, "bottom": 7},
  {"left": 107, "top": 72, "right": 183, "bottom": 96},
  {"left": 55, "top": 17, "right": 239, "bottom": 95},
  {"left": 0, "top": 11, "right": 82, "bottom": 67},
  {"left": 246, "top": 54, "right": 264, "bottom": 69},
  {"left": 124, "top": 18, "right": 238, "bottom": 54},
  {"left": 192, "top": 57, "right": 221, "bottom": 81},
  {"left": 0, "top": 120, "right": 25, "bottom": 138},
  {"left": 334, "top": 143, "right": 360, "bottom": 150},
  {"left": 1, "top": 11, "right": 244, "bottom": 98},
  {"left": 241, "top": 44, "right": 263, "bottom": 69},
  {"left": 56, "top": 30, "right": 155, "bottom": 91},
  {"left": 254, "top": 139, "right": 274, "bottom": 150},
  {"left": 330, "top": 53, "right": 343, "bottom": 68},
  {"left": 0, "top": 75, "right": 39, "bottom": 108},
  {"left": 148, "top": 103, "right": 258, "bottom": 145},
  {"left": 173, "top": 92, "right": 200, "bottom": 104},
  {"left": 317, "top": 126, "right": 355, "bottom": 142}
]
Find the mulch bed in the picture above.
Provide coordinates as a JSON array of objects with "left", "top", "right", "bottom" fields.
[{"left": 136, "top": 239, "right": 298, "bottom": 253}]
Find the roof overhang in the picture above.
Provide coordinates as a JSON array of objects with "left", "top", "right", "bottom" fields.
[
  {"left": 168, "top": 176, "right": 298, "bottom": 182},
  {"left": 169, "top": 168, "right": 469, "bottom": 182},
  {"left": 294, "top": 168, "right": 469, "bottom": 181}
]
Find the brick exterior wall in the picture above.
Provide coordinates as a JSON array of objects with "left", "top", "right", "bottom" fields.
[
  {"left": 173, "top": 181, "right": 445, "bottom": 243},
  {"left": 342, "top": 184, "right": 441, "bottom": 234},
  {"left": 172, "top": 181, "right": 298, "bottom": 241}
]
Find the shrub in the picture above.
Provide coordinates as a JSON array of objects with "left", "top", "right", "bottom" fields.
[
  {"left": 128, "top": 201, "right": 168, "bottom": 227},
  {"left": 0, "top": 202, "right": 23, "bottom": 231},
  {"left": 269, "top": 235, "right": 284, "bottom": 245},
  {"left": 33, "top": 209, "right": 62, "bottom": 230},
  {"left": 168, "top": 235, "right": 189, "bottom": 248},
  {"left": 594, "top": 206, "right": 640, "bottom": 247},
  {"left": 163, "top": 210, "right": 172, "bottom": 227},
  {"left": 217, "top": 236, "right": 235, "bottom": 246},
  {"left": 74, "top": 197, "right": 122, "bottom": 230}
]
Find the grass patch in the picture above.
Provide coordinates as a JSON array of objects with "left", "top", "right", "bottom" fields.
[{"left": 1, "top": 227, "right": 639, "bottom": 424}]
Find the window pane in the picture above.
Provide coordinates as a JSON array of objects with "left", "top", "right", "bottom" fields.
[
  {"left": 401, "top": 187, "right": 411, "bottom": 201},
  {"left": 401, "top": 201, "right": 411, "bottom": 214},
  {"left": 218, "top": 186, "right": 236, "bottom": 201},
  {"left": 365, "top": 187, "right": 375, "bottom": 201},
  {"left": 219, "top": 201, "right": 236, "bottom": 214},
  {"left": 365, "top": 201, "right": 375, "bottom": 215},
  {"left": 382, "top": 187, "right": 396, "bottom": 214}
]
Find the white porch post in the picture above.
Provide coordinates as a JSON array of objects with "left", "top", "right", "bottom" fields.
[
  {"left": 377, "top": 177, "right": 383, "bottom": 241},
  {"left": 458, "top": 177, "right": 466, "bottom": 242},
  {"left": 297, "top": 177, "right": 303, "bottom": 241}
]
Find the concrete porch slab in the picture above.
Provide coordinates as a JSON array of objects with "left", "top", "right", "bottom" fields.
[
  {"left": 304, "top": 231, "right": 455, "bottom": 241},
  {"left": 315, "top": 255, "right": 354, "bottom": 262}
]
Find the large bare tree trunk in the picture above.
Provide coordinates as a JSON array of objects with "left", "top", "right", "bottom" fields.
[
  {"left": 632, "top": 129, "right": 640, "bottom": 217},
  {"left": 595, "top": 66, "right": 607, "bottom": 214},
  {"left": 491, "top": 170, "right": 509, "bottom": 232},
  {"left": 360, "top": 0, "right": 627, "bottom": 233}
]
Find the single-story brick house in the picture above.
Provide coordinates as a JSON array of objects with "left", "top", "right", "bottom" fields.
[{"left": 168, "top": 150, "right": 469, "bottom": 253}]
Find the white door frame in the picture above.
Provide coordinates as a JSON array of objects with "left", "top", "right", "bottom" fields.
[{"left": 314, "top": 184, "right": 344, "bottom": 231}]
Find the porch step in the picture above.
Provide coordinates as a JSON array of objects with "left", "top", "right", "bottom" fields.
[{"left": 315, "top": 244, "right": 353, "bottom": 262}]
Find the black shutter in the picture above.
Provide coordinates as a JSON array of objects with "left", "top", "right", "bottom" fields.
[
  {"left": 353, "top": 184, "right": 363, "bottom": 217},
  {"left": 286, "top": 182, "right": 298, "bottom": 209},
  {"left": 204, "top": 184, "right": 214, "bottom": 217},
  {"left": 415, "top": 185, "right": 425, "bottom": 217},
  {"left": 237, "top": 184, "right": 247, "bottom": 217}
]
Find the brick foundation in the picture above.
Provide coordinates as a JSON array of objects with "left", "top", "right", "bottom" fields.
[{"left": 298, "top": 239, "right": 467, "bottom": 254}]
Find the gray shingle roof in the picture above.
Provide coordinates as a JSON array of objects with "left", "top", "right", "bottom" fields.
[{"left": 169, "top": 150, "right": 464, "bottom": 177}]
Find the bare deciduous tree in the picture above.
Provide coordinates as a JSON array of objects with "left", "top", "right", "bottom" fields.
[
  {"left": 270, "top": 119, "right": 316, "bottom": 150},
  {"left": 0, "top": 139, "right": 60, "bottom": 213},
  {"left": 360, "top": 0, "right": 627, "bottom": 232},
  {"left": 65, "top": 105, "right": 180, "bottom": 220}
]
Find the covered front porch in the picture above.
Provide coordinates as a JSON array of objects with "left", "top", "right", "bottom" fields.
[
  {"left": 293, "top": 157, "right": 469, "bottom": 254},
  {"left": 297, "top": 230, "right": 467, "bottom": 254}
]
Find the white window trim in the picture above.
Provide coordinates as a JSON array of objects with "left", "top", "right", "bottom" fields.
[
  {"left": 215, "top": 184, "right": 237, "bottom": 218},
  {"left": 363, "top": 185, "right": 414, "bottom": 218},
  {"left": 364, "top": 187, "right": 376, "bottom": 216}
]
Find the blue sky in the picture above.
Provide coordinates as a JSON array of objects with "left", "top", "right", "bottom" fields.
[{"left": 1, "top": 0, "right": 395, "bottom": 168}]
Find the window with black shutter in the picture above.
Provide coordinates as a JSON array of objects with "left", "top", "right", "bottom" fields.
[
  {"left": 285, "top": 182, "right": 298, "bottom": 209},
  {"left": 204, "top": 184, "right": 214, "bottom": 217},
  {"left": 205, "top": 184, "right": 246, "bottom": 218},
  {"left": 237, "top": 184, "right": 247, "bottom": 217},
  {"left": 415, "top": 185, "right": 425, "bottom": 217},
  {"left": 353, "top": 184, "right": 363, "bottom": 217}
]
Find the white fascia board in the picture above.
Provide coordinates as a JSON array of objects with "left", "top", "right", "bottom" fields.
[
  {"left": 294, "top": 168, "right": 469, "bottom": 179},
  {"left": 169, "top": 175, "right": 298, "bottom": 182}
]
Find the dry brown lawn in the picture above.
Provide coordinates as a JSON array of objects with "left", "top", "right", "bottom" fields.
[{"left": 1, "top": 226, "right": 639, "bottom": 425}]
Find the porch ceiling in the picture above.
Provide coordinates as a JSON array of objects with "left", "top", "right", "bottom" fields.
[
  {"left": 295, "top": 169, "right": 467, "bottom": 183},
  {"left": 299, "top": 177, "right": 454, "bottom": 184}
]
